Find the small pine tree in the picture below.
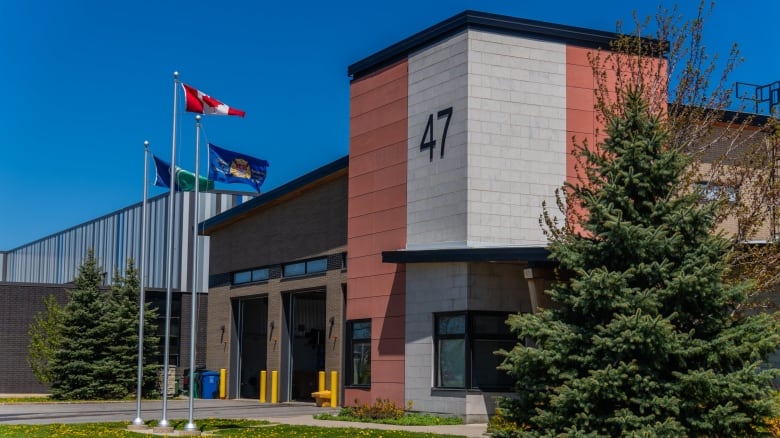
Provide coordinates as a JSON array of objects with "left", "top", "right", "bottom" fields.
[
  {"left": 49, "top": 248, "right": 108, "bottom": 400},
  {"left": 97, "top": 260, "right": 159, "bottom": 399},
  {"left": 498, "top": 88, "right": 780, "bottom": 436},
  {"left": 27, "top": 294, "right": 64, "bottom": 385}
]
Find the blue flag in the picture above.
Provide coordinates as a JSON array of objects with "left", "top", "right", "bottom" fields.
[
  {"left": 207, "top": 143, "right": 269, "bottom": 192},
  {"left": 152, "top": 155, "right": 214, "bottom": 192}
]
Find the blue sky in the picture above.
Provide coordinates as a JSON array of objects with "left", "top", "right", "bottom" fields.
[{"left": 1, "top": 1, "right": 778, "bottom": 250}]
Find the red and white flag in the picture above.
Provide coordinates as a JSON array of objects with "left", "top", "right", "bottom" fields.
[{"left": 181, "top": 83, "right": 245, "bottom": 117}]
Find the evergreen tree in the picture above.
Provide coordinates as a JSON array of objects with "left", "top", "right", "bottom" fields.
[
  {"left": 97, "top": 260, "right": 159, "bottom": 399},
  {"left": 49, "top": 248, "right": 108, "bottom": 400},
  {"left": 498, "top": 88, "right": 780, "bottom": 436}
]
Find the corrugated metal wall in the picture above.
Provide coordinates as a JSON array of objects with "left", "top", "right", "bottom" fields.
[{"left": 2, "top": 191, "right": 250, "bottom": 290}]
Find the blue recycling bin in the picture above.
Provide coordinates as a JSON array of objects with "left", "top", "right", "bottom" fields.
[{"left": 200, "top": 370, "right": 220, "bottom": 399}]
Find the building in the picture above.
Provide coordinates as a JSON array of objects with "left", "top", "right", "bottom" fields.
[
  {"left": 202, "top": 157, "right": 348, "bottom": 401},
  {"left": 346, "top": 10, "right": 631, "bottom": 422},
  {"left": 199, "top": 10, "right": 632, "bottom": 422},
  {"left": 0, "top": 190, "right": 250, "bottom": 393},
  {"left": 5, "top": 9, "right": 775, "bottom": 421}
]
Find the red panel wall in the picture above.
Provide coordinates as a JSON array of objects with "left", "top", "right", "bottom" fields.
[
  {"left": 566, "top": 46, "right": 599, "bottom": 190},
  {"left": 346, "top": 60, "right": 408, "bottom": 406}
]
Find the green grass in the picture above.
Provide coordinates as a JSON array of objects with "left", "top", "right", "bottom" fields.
[
  {"left": 314, "top": 411, "right": 463, "bottom": 426},
  {"left": 0, "top": 419, "right": 465, "bottom": 437},
  {"left": 0, "top": 397, "right": 53, "bottom": 404}
]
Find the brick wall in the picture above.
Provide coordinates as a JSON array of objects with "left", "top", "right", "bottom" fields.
[{"left": 0, "top": 283, "right": 69, "bottom": 393}]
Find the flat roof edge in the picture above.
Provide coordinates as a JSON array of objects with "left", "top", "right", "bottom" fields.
[
  {"left": 348, "top": 10, "right": 625, "bottom": 79},
  {"left": 382, "top": 246, "right": 551, "bottom": 263},
  {"left": 200, "top": 155, "right": 349, "bottom": 234}
]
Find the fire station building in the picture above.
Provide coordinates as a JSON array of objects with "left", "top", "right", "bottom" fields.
[{"left": 202, "top": 10, "right": 619, "bottom": 422}]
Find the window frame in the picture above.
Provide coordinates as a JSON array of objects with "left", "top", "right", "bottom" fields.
[
  {"left": 433, "top": 311, "right": 514, "bottom": 391},
  {"left": 345, "top": 319, "right": 372, "bottom": 388},
  {"left": 695, "top": 181, "right": 738, "bottom": 204},
  {"left": 282, "top": 257, "right": 328, "bottom": 278},
  {"left": 232, "top": 266, "right": 270, "bottom": 285}
]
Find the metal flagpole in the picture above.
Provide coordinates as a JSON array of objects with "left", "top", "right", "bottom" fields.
[
  {"left": 158, "top": 71, "right": 179, "bottom": 430},
  {"left": 131, "top": 141, "right": 151, "bottom": 428},
  {"left": 184, "top": 115, "right": 202, "bottom": 432}
]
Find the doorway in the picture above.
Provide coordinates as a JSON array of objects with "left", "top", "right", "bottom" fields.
[
  {"left": 283, "top": 290, "right": 326, "bottom": 401},
  {"left": 233, "top": 296, "right": 268, "bottom": 399}
]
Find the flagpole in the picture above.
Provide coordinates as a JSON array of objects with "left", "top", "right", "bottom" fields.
[
  {"left": 184, "top": 115, "right": 201, "bottom": 432},
  {"left": 131, "top": 141, "right": 150, "bottom": 429},
  {"left": 158, "top": 71, "right": 179, "bottom": 430}
]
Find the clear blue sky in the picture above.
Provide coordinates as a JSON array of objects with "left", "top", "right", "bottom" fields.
[{"left": 1, "top": 1, "right": 777, "bottom": 250}]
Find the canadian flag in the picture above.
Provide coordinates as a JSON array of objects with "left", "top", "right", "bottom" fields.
[{"left": 181, "top": 83, "right": 245, "bottom": 117}]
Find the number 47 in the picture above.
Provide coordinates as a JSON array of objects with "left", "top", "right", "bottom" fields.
[{"left": 419, "top": 107, "right": 453, "bottom": 161}]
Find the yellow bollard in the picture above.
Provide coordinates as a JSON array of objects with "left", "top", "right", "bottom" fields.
[
  {"left": 259, "top": 370, "right": 267, "bottom": 403},
  {"left": 318, "top": 371, "right": 325, "bottom": 392},
  {"left": 219, "top": 368, "right": 227, "bottom": 399},
  {"left": 330, "top": 371, "right": 338, "bottom": 407},
  {"left": 271, "top": 370, "right": 278, "bottom": 404}
]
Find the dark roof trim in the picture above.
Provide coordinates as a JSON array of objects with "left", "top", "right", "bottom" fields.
[
  {"left": 670, "top": 104, "right": 772, "bottom": 127},
  {"left": 348, "top": 10, "right": 629, "bottom": 80},
  {"left": 200, "top": 155, "right": 349, "bottom": 234},
  {"left": 382, "top": 246, "right": 551, "bottom": 264}
]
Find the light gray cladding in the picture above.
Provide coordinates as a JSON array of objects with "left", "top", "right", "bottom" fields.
[
  {"left": 2, "top": 192, "right": 250, "bottom": 290},
  {"left": 406, "top": 29, "right": 567, "bottom": 249}
]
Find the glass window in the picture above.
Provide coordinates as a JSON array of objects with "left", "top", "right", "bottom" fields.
[
  {"left": 233, "top": 271, "right": 251, "bottom": 284},
  {"left": 283, "top": 262, "right": 306, "bottom": 277},
  {"left": 306, "top": 258, "right": 327, "bottom": 273},
  {"left": 346, "top": 320, "right": 371, "bottom": 386},
  {"left": 438, "top": 338, "right": 465, "bottom": 387},
  {"left": 146, "top": 291, "right": 181, "bottom": 366},
  {"left": 434, "top": 312, "right": 514, "bottom": 391},
  {"left": 283, "top": 257, "right": 328, "bottom": 278},
  {"left": 435, "top": 314, "right": 466, "bottom": 388},
  {"left": 251, "top": 268, "right": 269, "bottom": 282},
  {"left": 695, "top": 181, "right": 737, "bottom": 203},
  {"left": 233, "top": 267, "right": 269, "bottom": 284}
]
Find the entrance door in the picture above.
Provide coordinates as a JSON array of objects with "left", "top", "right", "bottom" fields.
[
  {"left": 234, "top": 297, "right": 268, "bottom": 399},
  {"left": 284, "top": 291, "right": 326, "bottom": 401}
]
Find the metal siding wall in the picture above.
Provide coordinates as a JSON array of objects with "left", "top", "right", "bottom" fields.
[
  {"left": 180, "top": 193, "right": 191, "bottom": 292},
  {"left": 0, "top": 252, "right": 6, "bottom": 281},
  {"left": 3, "top": 192, "right": 247, "bottom": 290}
]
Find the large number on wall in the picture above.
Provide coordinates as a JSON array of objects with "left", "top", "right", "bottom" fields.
[{"left": 419, "top": 107, "right": 453, "bottom": 161}]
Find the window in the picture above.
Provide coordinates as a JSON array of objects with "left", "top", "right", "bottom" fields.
[
  {"left": 346, "top": 320, "right": 371, "bottom": 386},
  {"left": 282, "top": 257, "right": 328, "bottom": 278},
  {"left": 232, "top": 267, "right": 269, "bottom": 285},
  {"left": 283, "top": 262, "right": 306, "bottom": 277},
  {"left": 436, "top": 314, "right": 466, "bottom": 388},
  {"left": 233, "top": 271, "right": 251, "bottom": 284},
  {"left": 306, "top": 258, "right": 327, "bottom": 273},
  {"left": 434, "top": 312, "right": 514, "bottom": 390},
  {"left": 696, "top": 181, "right": 737, "bottom": 203},
  {"left": 146, "top": 291, "right": 182, "bottom": 366}
]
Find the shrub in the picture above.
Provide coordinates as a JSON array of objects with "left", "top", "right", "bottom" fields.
[{"left": 346, "top": 398, "right": 405, "bottom": 420}]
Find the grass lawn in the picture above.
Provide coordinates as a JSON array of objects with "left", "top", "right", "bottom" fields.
[
  {"left": 315, "top": 411, "right": 463, "bottom": 426},
  {"left": 0, "top": 419, "right": 466, "bottom": 437},
  {"left": 0, "top": 397, "right": 53, "bottom": 404}
]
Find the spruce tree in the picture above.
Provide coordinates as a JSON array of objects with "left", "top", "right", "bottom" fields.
[
  {"left": 97, "top": 260, "right": 159, "bottom": 399},
  {"left": 498, "top": 88, "right": 780, "bottom": 436},
  {"left": 49, "top": 248, "right": 108, "bottom": 400}
]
